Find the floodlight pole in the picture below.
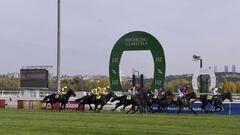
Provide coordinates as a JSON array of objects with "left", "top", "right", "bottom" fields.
[
  {"left": 199, "top": 59, "right": 203, "bottom": 93},
  {"left": 57, "top": 0, "right": 61, "bottom": 93}
]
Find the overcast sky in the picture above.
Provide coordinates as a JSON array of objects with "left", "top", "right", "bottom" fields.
[{"left": 0, "top": 0, "right": 240, "bottom": 77}]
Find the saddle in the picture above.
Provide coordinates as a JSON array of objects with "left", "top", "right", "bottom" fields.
[
  {"left": 153, "top": 95, "right": 158, "bottom": 99},
  {"left": 96, "top": 95, "right": 102, "bottom": 99},
  {"left": 126, "top": 95, "right": 132, "bottom": 100},
  {"left": 173, "top": 96, "right": 178, "bottom": 101},
  {"left": 207, "top": 95, "right": 213, "bottom": 100},
  {"left": 55, "top": 94, "right": 60, "bottom": 99}
]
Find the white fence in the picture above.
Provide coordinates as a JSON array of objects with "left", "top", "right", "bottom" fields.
[{"left": 0, "top": 90, "right": 54, "bottom": 98}]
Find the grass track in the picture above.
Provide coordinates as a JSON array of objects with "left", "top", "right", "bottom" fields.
[{"left": 0, "top": 109, "right": 239, "bottom": 135}]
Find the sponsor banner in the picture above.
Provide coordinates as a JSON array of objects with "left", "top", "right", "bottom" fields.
[
  {"left": 17, "top": 100, "right": 84, "bottom": 111},
  {"left": 0, "top": 99, "right": 5, "bottom": 108},
  {"left": 150, "top": 102, "right": 240, "bottom": 115},
  {"left": 44, "top": 101, "right": 84, "bottom": 111}
]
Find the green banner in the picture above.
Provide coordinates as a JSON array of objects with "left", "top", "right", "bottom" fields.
[{"left": 109, "top": 31, "right": 166, "bottom": 91}]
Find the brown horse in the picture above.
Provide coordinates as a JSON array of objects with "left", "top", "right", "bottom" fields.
[
  {"left": 174, "top": 92, "right": 198, "bottom": 115},
  {"left": 150, "top": 90, "right": 175, "bottom": 112},
  {"left": 126, "top": 89, "right": 154, "bottom": 114}
]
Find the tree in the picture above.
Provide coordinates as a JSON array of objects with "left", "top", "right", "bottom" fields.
[{"left": 235, "top": 82, "right": 240, "bottom": 93}]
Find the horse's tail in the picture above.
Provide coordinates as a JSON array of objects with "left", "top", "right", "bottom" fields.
[{"left": 42, "top": 95, "right": 50, "bottom": 102}]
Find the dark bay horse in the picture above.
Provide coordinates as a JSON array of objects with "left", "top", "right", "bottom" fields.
[
  {"left": 42, "top": 89, "right": 76, "bottom": 111},
  {"left": 150, "top": 90, "right": 175, "bottom": 112},
  {"left": 111, "top": 95, "right": 127, "bottom": 111},
  {"left": 111, "top": 90, "right": 155, "bottom": 113},
  {"left": 199, "top": 92, "right": 233, "bottom": 112},
  {"left": 125, "top": 90, "right": 154, "bottom": 114},
  {"left": 93, "top": 91, "right": 116, "bottom": 112},
  {"left": 174, "top": 92, "right": 198, "bottom": 115},
  {"left": 75, "top": 94, "right": 96, "bottom": 111}
]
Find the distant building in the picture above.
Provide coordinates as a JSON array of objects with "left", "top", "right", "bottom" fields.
[
  {"left": 224, "top": 66, "right": 229, "bottom": 72},
  {"left": 214, "top": 65, "right": 218, "bottom": 72},
  {"left": 232, "top": 64, "right": 236, "bottom": 73}
]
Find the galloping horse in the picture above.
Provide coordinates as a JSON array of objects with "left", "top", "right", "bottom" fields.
[
  {"left": 111, "top": 95, "right": 127, "bottom": 111},
  {"left": 199, "top": 92, "right": 233, "bottom": 112},
  {"left": 150, "top": 90, "right": 175, "bottom": 112},
  {"left": 174, "top": 92, "right": 198, "bottom": 115},
  {"left": 93, "top": 91, "right": 116, "bottom": 112},
  {"left": 126, "top": 89, "right": 154, "bottom": 114},
  {"left": 75, "top": 94, "right": 96, "bottom": 111},
  {"left": 42, "top": 89, "right": 76, "bottom": 111}
]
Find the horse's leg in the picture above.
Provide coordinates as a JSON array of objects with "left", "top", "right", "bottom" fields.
[
  {"left": 59, "top": 103, "right": 63, "bottom": 111},
  {"left": 45, "top": 102, "right": 48, "bottom": 110},
  {"left": 189, "top": 106, "right": 197, "bottom": 115},
  {"left": 132, "top": 105, "right": 139, "bottom": 114},
  {"left": 177, "top": 106, "right": 182, "bottom": 114},
  {"left": 94, "top": 104, "right": 98, "bottom": 112},
  {"left": 216, "top": 105, "right": 222, "bottom": 112},
  {"left": 157, "top": 103, "right": 163, "bottom": 112},
  {"left": 51, "top": 103, "right": 54, "bottom": 111},
  {"left": 120, "top": 104, "right": 127, "bottom": 111},
  {"left": 210, "top": 105, "right": 215, "bottom": 112},
  {"left": 89, "top": 104, "right": 93, "bottom": 110},
  {"left": 77, "top": 102, "right": 82, "bottom": 109},
  {"left": 98, "top": 104, "right": 103, "bottom": 113},
  {"left": 112, "top": 102, "right": 121, "bottom": 111},
  {"left": 63, "top": 103, "right": 67, "bottom": 111},
  {"left": 147, "top": 103, "right": 154, "bottom": 113},
  {"left": 201, "top": 104, "right": 209, "bottom": 113},
  {"left": 127, "top": 105, "right": 134, "bottom": 114},
  {"left": 147, "top": 104, "right": 152, "bottom": 113},
  {"left": 144, "top": 105, "right": 149, "bottom": 113}
]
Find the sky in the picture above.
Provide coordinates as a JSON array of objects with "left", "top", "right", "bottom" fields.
[{"left": 0, "top": 0, "right": 240, "bottom": 77}]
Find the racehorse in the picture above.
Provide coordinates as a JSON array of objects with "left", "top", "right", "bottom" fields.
[
  {"left": 199, "top": 92, "right": 233, "bottom": 112},
  {"left": 125, "top": 89, "right": 154, "bottom": 114},
  {"left": 174, "top": 92, "right": 198, "bottom": 115},
  {"left": 75, "top": 94, "right": 96, "bottom": 111},
  {"left": 150, "top": 90, "right": 175, "bottom": 112},
  {"left": 93, "top": 91, "right": 116, "bottom": 112},
  {"left": 111, "top": 95, "right": 127, "bottom": 111},
  {"left": 42, "top": 89, "right": 76, "bottom": 111}
]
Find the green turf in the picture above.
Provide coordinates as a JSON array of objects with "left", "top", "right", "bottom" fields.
[{"left": 0, "top": 109, "right": 239, "bottom": 135}]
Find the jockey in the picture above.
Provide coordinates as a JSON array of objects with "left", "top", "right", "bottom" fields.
[
  {"left": 60, "top": 86, "right": 68, "bottom": 95},
  {"left": 105, "top": 86, "right": 111, "bottom": 94},
  {"left": 128, "top": 86, "right": 136, "bottom": 95},
  {"left": 178, "top": 85, "right": 189, "bottom": 98},
  {"left": 91, "top": 87, "right": 101, "bottom": 95},
  {"left": 154, "top": 88, "right": 164, "bottom": 96},
  {"left": 101, "top": 86, "right": 110, "bottom": 95},
  {"left": 211, "top": 87, "right": 220, "bottom": 101},
  {"left": 211, "top": 87, "right": 219, "bottom": 96}
]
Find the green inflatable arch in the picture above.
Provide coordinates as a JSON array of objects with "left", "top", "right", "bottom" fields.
[{"left": 109, "top": 31, "right": 166, "bottom": 91}]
